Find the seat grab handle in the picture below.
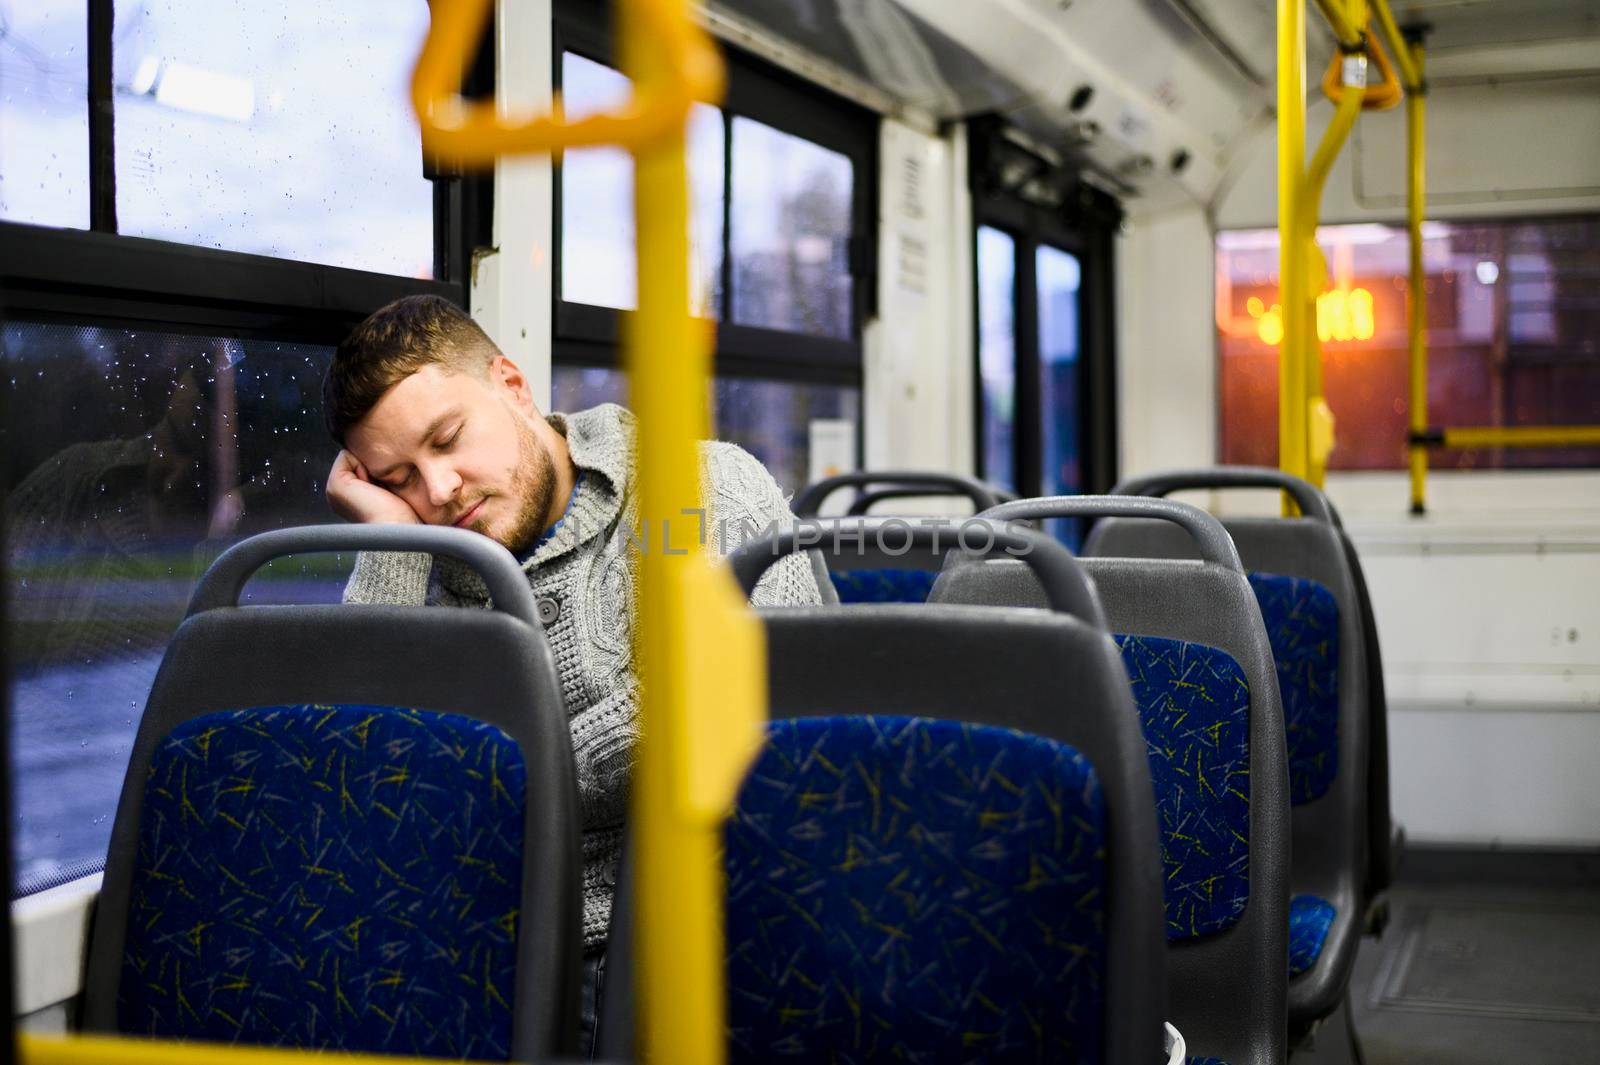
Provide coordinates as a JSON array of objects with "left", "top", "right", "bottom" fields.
[
  {"left": 1111, "top": 466, "right": 1336, "bottom": 524},
  {"left": 185, "top": 524, "right": 541, "bottom": 628},
  {"left": 793, "top": 471, "right": 1000, "bottom": 517},
  {"left": 729, "top": 517, "right": 1108, "bottom": 630},
  {"left": 981, "top": 496, "right": 1244, "bottom": 573}
]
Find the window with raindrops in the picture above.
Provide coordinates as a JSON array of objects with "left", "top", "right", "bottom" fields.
[{"left": 2, "top": 322, "right": 351, "bottom": 892}]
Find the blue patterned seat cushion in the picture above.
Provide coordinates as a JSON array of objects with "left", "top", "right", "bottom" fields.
[
  {"left": 829, "top": 567, "right": 939, "bottom": 604},
  {"left": 118, "top": 704, "right": 527, "bottom": 1060},
  {"left": 1248, "top": 573, "right": 1341, "bottom": 804},
  {"left": 725, "top": 716, "right": 1107, "bottom": 1064},
  {"left": 1288, "top": 894, "right": 1337, "bottom": 976},
  {"left": 1116, "top": 635, "right": 1251, "bottom": 940}
]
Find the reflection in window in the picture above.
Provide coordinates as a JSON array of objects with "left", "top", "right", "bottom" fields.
[
  {"left": 551, "top": 366, "right": 859, "bottom": 498},
  {"left": 1216, "top": 218, "right": 1600, "bottom": 469},
  {"left": 111, "top": 1, "right": 433, "bottom": 276},
  {"left": 0, "top": 0, "right": 89, "bottom": 228},
  {"left": 560, "top": 52, "right": 725, "bottom": 314},
  {"left": 552, "top": 363, "right": 630, "bottom": 413},
  {"left": 3, "top": 322, "right": 348, "bottom": 892},
  {"left": 1038, "top": 246, "right": 1081, "bottom": 545},
  {"left": 977, "top": 226, "right": 1017, "bottom": 492},
  {"left": 731, "top": 116, "right": 853, "bottom": 339},
  {"left": 714, "top": 377, "right": 860, "bottom": 497}
]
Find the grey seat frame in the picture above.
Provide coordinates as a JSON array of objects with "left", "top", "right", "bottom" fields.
[
  {"left": 603, "top": 519, "right": 1169, "bottom": 1065},
  {"left": 1085, "top": 471, "right": 1370, "bottom": 1026},
  {"left": 80, "top": 525, "right": 583, "bottom": 1060},
  {"left": 933, "top": 496, "right": 1291, "bottom": 1065}
]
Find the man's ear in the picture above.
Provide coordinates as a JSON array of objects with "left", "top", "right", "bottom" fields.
[{"left": 489, "top": 355, "right": 539, "bottom": 414}]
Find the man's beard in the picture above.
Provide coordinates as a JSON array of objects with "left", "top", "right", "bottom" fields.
[{"left": 472, "top": 412, "right": 557, "bottom": 555}]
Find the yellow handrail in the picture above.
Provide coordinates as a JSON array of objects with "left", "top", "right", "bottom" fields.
[
  {"left": 1368, "top": 0, "right": 1423, "bottom": 90},
  {"left": 1319, "top": 30, "right": 1402, "bottom": 110},
  {"left": 618, "top": 1, "right": 767, "bottom": 1061},
  {"left": 1282, "top": 0, "right": 1384, "bottom": 498},
  {"left": 415, "top": 0, "right": 765, "bottom": 1057},
  {"left": 411, "top": 0, "right": 724, "bottom": 162},
  {"left": 1300, "top": 70, "right": 1365, "bottom": 487},
  {"left": 1311, "top": 0, "right": 1363, "bottom": 49},
  {"left": 1405, "top": 38, "right": 1428, "bottom": 513},
  {"left": 1277, "top": 0, "right": 1309, "bottom": 497},
  {"left": 1441, "top": 426, "right": 1600, "bottom": 449}
]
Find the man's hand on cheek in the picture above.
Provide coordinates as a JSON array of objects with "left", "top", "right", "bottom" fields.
[{"left": 325, "top": 449, "right": 423, "bottom": 525}]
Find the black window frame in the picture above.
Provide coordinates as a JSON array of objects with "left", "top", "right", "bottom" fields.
[
  {"left": 0, "top": 0, "right": 488, "bottom": 900},
  {"left": 0, "top": 0, "right": 485, "bottom": 348},
  {"left": 969, "top": 118, "right": 1120, "bottom": 497},
  {"left": 551, "top": 0, "right": 877, "bottom": 390}
]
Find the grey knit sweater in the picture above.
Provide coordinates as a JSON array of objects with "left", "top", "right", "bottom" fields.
[{"left": 340, "top": 403, "right": 825, "bottom": 950}]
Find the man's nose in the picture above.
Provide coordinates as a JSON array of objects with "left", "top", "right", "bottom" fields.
[{"left": 419, "top": 462, "right": 462, "bottom": 509}]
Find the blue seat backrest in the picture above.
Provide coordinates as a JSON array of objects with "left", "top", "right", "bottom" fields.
[
  {"left": 1247, "top": 572, "right": 1341, "bottom": 805},
  {"left": 118, "top": 703, "right": 527, "bottom": 1060},
  {"left": 724, "top": 715, "right": 1108, "bottom": 1064},
  {"left": 1116, "top": 636, "right": 1252, "bottom": 941},
  {"left": 829, "top": 568, "right": 939, "bottom": 604}
]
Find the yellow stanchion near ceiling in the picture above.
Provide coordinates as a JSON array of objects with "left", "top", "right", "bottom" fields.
[
  {"left": 23, "top": 2, "right": 763, "bottom": 1063},
  {"left": 1280, "top": 0, "right": 1399, "bottom": 504}
]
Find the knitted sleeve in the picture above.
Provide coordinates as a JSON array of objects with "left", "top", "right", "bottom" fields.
[
  {"left": 697, "top": 442, "right": 825, "bottom": 607},
  {"left": 341, "top": 549, "right": 434, "bottom": 605}
]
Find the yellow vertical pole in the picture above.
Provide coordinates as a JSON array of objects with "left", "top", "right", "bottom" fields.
[
  {"left": 1301, "top": 1, "right": 1368, "bottom": 489},
  {"left": 1405, "top": 40, "right": 1428, "bottom": 514},
  {"left": 1278, "top": 0, "right": 1309, "bottom": 495},
  {"left": 620, "top": 1, "right": 765, "bottom": 1061}
]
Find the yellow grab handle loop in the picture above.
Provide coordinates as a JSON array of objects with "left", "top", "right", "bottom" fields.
[
  {"left": 412, "top": 0, "right": 725, "bottom": 164},
  {"left": 1321, "top": 33, "right": 1402, "bottom": 111}
]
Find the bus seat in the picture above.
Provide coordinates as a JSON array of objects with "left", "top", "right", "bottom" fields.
[
  {"left": 935, "top": 496, "right": 1291, "bottom": 1065},
  {"left": 1084, "top": 469, "right": 1371, "bottom": 1031},
  {"left": 80, "top": 526, "right": 582, "bottom": 1061},
  {"left": 606, "top": 518, "right": 1169, "bottom": 1064},
  {"left": 792, "top": 471, "right": 1003, "bottom": 604},
  {"left": 826, "top": 564, "right": 940, "bottom": 604}
]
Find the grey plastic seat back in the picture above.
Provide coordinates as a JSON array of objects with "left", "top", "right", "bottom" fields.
[
  {"left": 1085, "top": 469, "right": 1369, "bottom": 1025},
  {"left": 81, "top": 525, "right": 582, "bottom": 1060},
  {"left": 934, "top": 497, "right": 1290, "bottom": 1065},
  {"left": 603, "top": 519, "right": 1167, "bottom": 1065}
]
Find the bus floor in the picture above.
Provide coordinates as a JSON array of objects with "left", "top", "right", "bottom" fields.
[{"left": 1344, "top": 846, "right": 1600, "bottom": 1065}]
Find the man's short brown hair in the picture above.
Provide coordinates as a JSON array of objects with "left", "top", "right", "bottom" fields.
[{"left": 322, "top": 294, "right": 498, "bottom": 444}]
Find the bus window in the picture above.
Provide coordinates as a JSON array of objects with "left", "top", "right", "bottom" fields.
[
  {"left": 712, "top": 377, "right": 861, "bottom": 497},
  {"left": 111, "top": 1, "right": 433, "bottom": 277},
  {"left": 730, "top": 116, "right": 854, "bottom": 340},
  {"left": 552, "top": 365, "right": 860, "bottom": 498},
  {"left": 559, "top": 51, "right": 725, "bottom": 315},
  {"left": 0, "top": 0, "right": 89, "bottom": 229},
  {"left": 977, "top": 225, "right": 1018, "bottom": 493},
  {"left": 1038, "top": 244, "right": 1082, "bottom": 499},
  {"left": 1038, "top": 245, "right": 1082, "bottom": 545},
  {"left": 552, "top": 21, "right": 873, "bottom": 499},
  {"left": 3, "top": 322, "right": 347, "bottom": 893},
  {"left": 1217, "top": 217, "right": 1600, "bottom": 470}
]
